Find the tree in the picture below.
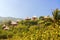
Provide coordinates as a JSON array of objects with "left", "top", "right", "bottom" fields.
[
  {"left": 39, "top": 16, "right": 44, "bottom": 20},
  {"left": 52, "top": 9, "right": 60, "bottom": 27}
]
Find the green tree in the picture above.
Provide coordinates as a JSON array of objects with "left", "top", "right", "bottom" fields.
[
  {"left": 52, "top": 9, "right": 60, "bottom": 27},
  {"left": 39, "top": 16, "right": 44, "bottom": 20}
]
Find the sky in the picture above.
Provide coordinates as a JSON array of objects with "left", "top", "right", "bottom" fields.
[{"left": 0, "top": 0, "right": 60, "bottom": 18}]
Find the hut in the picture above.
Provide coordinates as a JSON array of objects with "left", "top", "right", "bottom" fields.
[
  {"left": 4, "top": 26, "right": 9, "bottom": 30},
  {"left": 32, "top": 16, "right": 37, "bottom": 20},
  {"left": 25, "top": 17, "right": 31, "bottom": 20},
  {"left": 43, "top": 16, "right": 51, "bottom": 21},
  {"left": 2, "top": 24, "right": 9, "bottom": 30},
  {"left": 44, "top": 16, "right": 49, "bottom": 19},
  {"left": 11, "top": 21, "right": 18, "bottom": 26}
]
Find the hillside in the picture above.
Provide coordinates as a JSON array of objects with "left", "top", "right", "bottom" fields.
[{"left": 0, "top": 9, "right": 60, "bottom": 40}]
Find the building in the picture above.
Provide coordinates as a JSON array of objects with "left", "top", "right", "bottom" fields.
[
  {"left": 4, "top": 26, "right": 9, "bottom": 30},
  {"left": 44, "top": 16, "right": 49, "bottom": 19},
  {"left": 32, "top": 16, "right": 37, "bottom": 20},
  {"left": 2, "top": 24, "right": 9, "bottom": 30},
  {"left": 11, "top": 21, "right": 18, "bottom": 26},
  {"left": 25, "top": 17, "right": 31, "bottom": 20},
  {"left": 43, "top": 16, "right": 51, "bottom": 21}
]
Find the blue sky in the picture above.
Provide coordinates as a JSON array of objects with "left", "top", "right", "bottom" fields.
[{"left": 0, "top": 0, "right": 60, "bottom": 18}]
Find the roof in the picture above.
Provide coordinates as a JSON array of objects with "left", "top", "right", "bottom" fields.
[
  {"left": 11, "top": 21, "right": 17, "bottom": 24},
  {"left": 44, "top": 16, "right": 50, "bottom": 18},
  {"left": 4, "top": 26, "right": 9, "bottom": 30},
  {"left": 25, "top": 17, "right": 31, "bottom": 20},
  {"left": 32, "top": 16, "right": 37, "bottom": 18}
]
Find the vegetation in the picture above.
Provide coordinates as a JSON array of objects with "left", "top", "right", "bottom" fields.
[{"left": 0, "top": 9, "right": 60, "bottom": 40}]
